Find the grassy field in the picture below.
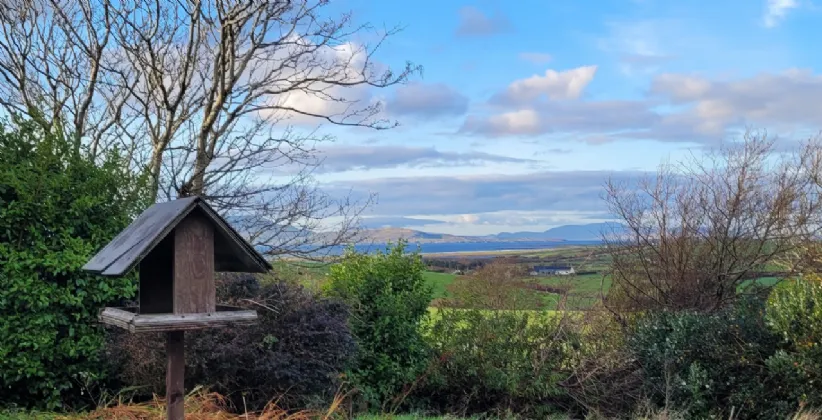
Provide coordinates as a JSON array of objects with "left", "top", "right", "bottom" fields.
[
  {"left": 271, "top": 246, "right": 789, "bottom": 312},
  {"left": 423, "top": 271, "right": 456, "bottom": 299},
  {"left": 269, "top": 260, "right": 458, "bottom": 300}
]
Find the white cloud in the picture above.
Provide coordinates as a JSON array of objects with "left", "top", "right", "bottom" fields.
[
  {"left": 252, "top": 37, "right": 388, "bottom": 126},
  {"left": 495, "top": 66, "right": 598, "bottom": 104},
  {"left": 462, "top": 65, "right": 822, "bottom": 143},
  {"left": 651, "top": 74, "right": 712, "bottom": 101},
  {"left": 455, "top": 214, "right": 481, "bottom": 224},
  {"left": 764, "top": 0, "right": 799, "bottom": 28},
  {"left": 461, "top": 99, "right": 657, "bottom": 138},
  {"left": 484, "top": 109, "right": 542, "bottom": 135},
  {"left": 648, "top": 69, "right": 822, "bottom": 136},
  {"left": 273, "top": 41, "right": 370, "bottom": 119}
]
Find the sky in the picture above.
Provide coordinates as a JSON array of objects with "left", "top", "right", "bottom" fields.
[{"left": 296, "top": 0, "right": 822, "bottom": 235}]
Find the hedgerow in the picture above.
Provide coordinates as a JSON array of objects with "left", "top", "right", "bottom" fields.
[{"left": 0, "top": 121, "right": 148, "bottom": 409}]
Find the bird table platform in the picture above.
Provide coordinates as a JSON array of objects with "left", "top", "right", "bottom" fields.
[{"left": 83, "top": 196, "right": 271, "bottom": 420}]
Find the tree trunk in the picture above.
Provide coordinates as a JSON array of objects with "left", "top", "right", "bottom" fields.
[{"left": 149, "top": 146, "right": 164, "bottom": 203}]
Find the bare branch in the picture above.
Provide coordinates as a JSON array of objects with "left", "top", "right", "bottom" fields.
[{"left": 602, "top": 131, "right": 822, "bottom": 314}]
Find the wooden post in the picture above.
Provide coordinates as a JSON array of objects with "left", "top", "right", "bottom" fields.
[{"left": 166, "top": 330, "right": 185, "bottom": 420}]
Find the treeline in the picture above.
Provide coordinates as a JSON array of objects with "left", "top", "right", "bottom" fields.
[{"left": 424, "top": 257, "right": 488, "bottom": 272}]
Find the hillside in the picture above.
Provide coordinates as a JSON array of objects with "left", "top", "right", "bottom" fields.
[
  {"left": 354, "top": 228, "right": 479, "bottom": 243},
  {"left": 496, "top": 222, "right": 626, "bottom": 241},
  {"left": 353, "top": 222, "right": 624, "bottom": 243}
]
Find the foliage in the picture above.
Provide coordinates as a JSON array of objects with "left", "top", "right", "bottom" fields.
[
  {"left": 0, "top": 121, "right": 148, "bottom": 409},
  {"left": 445, "top": 261, "right": 543, "bottom": 310},
  {"left": 417, "top": 308, "right": 574, "bottom": 417},
  {"left": 765, "top": 275, "right": 822, "bottom": 409},
  {"left": 627, "top": 296, "right": 794, "bottom": 419},
  {"left": 106, "top": 274, "right": 354, "bottom": 411},
  {"left": 324, "top": 242, "right": 433, "bottom": 410},
  {"left": 560, "top": 309, "right": 644, "bottom": 418}
]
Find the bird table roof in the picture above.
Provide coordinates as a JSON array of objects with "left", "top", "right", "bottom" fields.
[{"left": 83, "top": 196, "right": 271, "bottom": 277}]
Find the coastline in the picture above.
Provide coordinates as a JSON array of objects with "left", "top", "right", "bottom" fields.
[
  {"left": 274, "top": 240, "right": 604, "bottom": 261},
  {"left": 420, "top": 244, "right": 597, "bottom": 258}
]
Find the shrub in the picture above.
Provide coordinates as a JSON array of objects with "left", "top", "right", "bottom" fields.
[
  {"left": 107, "top": 274, "right": 355, "bottom": 411},
  {"left": 417, "top": 308, "right": 574, "bottom": 417},
  {"left": 445, "top": 260, "right": 544, "bottom": 310},
  {"left": 560, "top": 309, "right": 644, "bottom": 418},
  {"left": 0, "top": 121, "right": 147, "bottom": 409},
  {"left": 324, "top": 242, "right": 432, "bottom": 410},
  {"left": 628, "top": 296, "right": 791, "bottom": 419},
  {"left": 765, "top": 275, "right": 822, "bottom": 409}
]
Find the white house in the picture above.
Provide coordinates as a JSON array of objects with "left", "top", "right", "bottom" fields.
[{"left": 530, "top": 265, "right": 575, "bottom": 276}]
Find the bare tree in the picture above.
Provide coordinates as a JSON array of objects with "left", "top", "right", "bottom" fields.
[
  {"left": 602, "top": 132, "right": 822, "bottom": 313},
  {"left": 447, "top": 259, "right": 545, "bottom": 310},
  {"left": 0, "top": 0, "right": 131, "bottom": 156},
  {"left": 0, "top": 0, "right": 420, "bottom": 258}
]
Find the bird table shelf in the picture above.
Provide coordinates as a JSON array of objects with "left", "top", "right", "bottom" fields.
[{"left": 83, "top": 195, "right": 272, "bottom": 420}]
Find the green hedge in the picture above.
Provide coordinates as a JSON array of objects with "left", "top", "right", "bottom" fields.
[
  {"left": 418, "top": 308, "right": 574, "bottom": 417},
  {"left": 0, "top": 121, "right": 147, "bottom": 409},
  {"left": 628, "top": 292, "right": 814, "bottom": 419}
]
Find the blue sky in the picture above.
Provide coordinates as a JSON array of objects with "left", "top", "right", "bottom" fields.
[{"left": 300, "top": 0, "right": 822, "bottom": 235}]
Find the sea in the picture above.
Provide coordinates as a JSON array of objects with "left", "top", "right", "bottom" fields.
[{"left": 313, "top": 240, "right": 603, "bottom": 257}]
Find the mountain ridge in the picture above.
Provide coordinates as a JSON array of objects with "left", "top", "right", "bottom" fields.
[{"left": 355, "top": 222, "right": 625, "bottom": 243}]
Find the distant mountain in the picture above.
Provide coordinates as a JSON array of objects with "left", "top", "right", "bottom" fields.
[
  {"left": 495, "top": 222, "right": 625, "bottom": 241},
  {"left": 355, "top": 222, "right": 624, "bottom": 243},
  {"left": 355, "top": 228, "right": 479, "bottom": 243},
  {"left": 540, "top": 222, "right": 626, "bottom": 241}
]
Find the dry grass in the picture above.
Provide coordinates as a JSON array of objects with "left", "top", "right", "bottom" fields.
[
  {"left": 790, "top": 410, "right": 822, "bottom": 420},
  {"left": 18, "top": 387, "right": 820, "bottom": 419},
  {"left": 55, "top": 387, "right": 346, "bottom": 420}
]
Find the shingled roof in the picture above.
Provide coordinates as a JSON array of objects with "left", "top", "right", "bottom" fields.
[{"left": 83, "top": 196, "right": 272, "bottom": 276}]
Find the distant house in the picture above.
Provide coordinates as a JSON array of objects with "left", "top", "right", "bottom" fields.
[{"left": 531, "top": 265, "right": 575, "bottom": 276}]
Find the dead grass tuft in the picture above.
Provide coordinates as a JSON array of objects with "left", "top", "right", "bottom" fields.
[{"left": 55, "top": 386, "right": 346, "bottom": 420}]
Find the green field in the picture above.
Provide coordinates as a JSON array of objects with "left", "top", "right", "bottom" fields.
[
  {"left": 272, "top": 246, "right": 789, "bottom": 312},
  {"left": 424, "top": 271, "right": 456, "bottom": 299}
]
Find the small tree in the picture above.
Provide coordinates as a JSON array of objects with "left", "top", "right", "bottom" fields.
[
  {"left": 447, "top": 259, "right": 543, "bottom": 310},
  {"left": 324, "top": 241, "right": 432, "bottom": 409},
  {"left": 0, "top": 120, "right": 148, "bottom": 408},
  {"left": 603, "top": 133, "right": 822, "bottom": 313}
]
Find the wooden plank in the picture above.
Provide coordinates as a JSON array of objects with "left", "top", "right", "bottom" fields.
[
  {"left": 128, "top": 310, "right": 258, "bottom": 332},
  {"left": 98, "top": 307, "right": 136, "bottom": 330},
  {"left": 166, "top": 331, "right": 185, "bottom": 420},
  {"left": 139, "top": 235, "right": 174, "bottom": 314},
  {"left": 99, "top": 306, "right": 258, "bottom": 333},
  {"left": 83, "top": 197, "right": 198, "bottom": 276},
  {"left": 173, "top": 211, "right": 215, "bottom": 314}
]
